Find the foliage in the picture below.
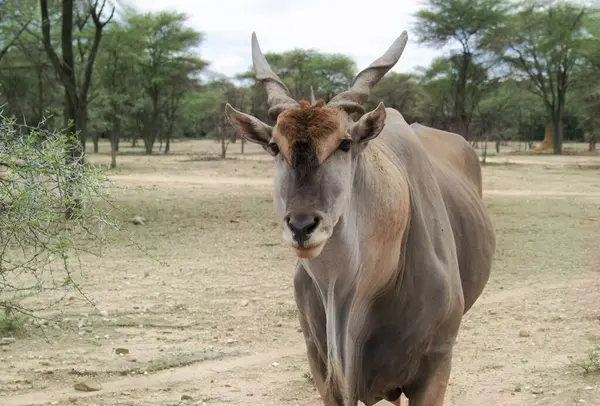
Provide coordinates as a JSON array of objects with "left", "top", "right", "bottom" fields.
[
  {"left": 485, "top": 0, "right": 589, "bottom": 153},
  {"left": 0, "top": 115, "right": 118, "bottom": 318},
  {"left": 571, "top": 345, "right": 600, "bottom": 375},
  {"left": 0, "top": 0, "right": 599, "bottom": 161},
  {"left": 414, "top": 0, "right": 508, "bottom": 138}
]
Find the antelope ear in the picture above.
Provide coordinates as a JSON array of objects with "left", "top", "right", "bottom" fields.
[
  {"left": 224, "top": 103, "right": 272, "bottom": 146},
  {"left": 350, "top": 102, "right": 387, "bottom": 143}
]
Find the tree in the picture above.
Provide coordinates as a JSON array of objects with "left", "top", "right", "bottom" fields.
[
  {"left": 414, "top": 0, "right": 508, "bottom": 139},
  {"left": 125, "top": 11, "right": 206, "bottom": 154},
  {"left": 40, "top": 0, "right": 114, "bottom": 162},
  {"left": 94, "top": 20, "right": 139, "bottom": 168},
  {"left": 486, "top": 0, "right": 588, "bottom": 154}
]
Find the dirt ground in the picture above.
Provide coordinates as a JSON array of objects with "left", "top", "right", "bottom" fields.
[{"left": 1, "top": 139, "right": 600, "bottom": 406}]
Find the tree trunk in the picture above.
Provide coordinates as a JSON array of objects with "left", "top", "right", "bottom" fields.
[
  {"left": 241, "top": 138, "right": 245, "bottom": 154},
  {"left": 496, "top": 140, "right": 500, "bottom": 153},
  {"left": 92, "top": 134, "right": 99, "bottom": 153},
  {"left": 144, "top": 139, "right": 153, "bottom": 154},
  {"left": 131, "top": 137, "right": 137, "bottom": 148},
  {"left": 221, "top": 137, "right": 227, "bottom": 159},
  {"left": 165, "top": 135, "right": 170, "bottom": 154},
  {"left": 110, "top": 118, "right": 121, "bottom": 169},
  {"left": 551, "top": 117, "right": 563, "bottom": 155},
  {"left": 482, "top": 138, "right": 488, "bottom": 165},
  {"left": 110, "top": 133, "right": 118, "bottom": 169},
  {"left": 552, "top": 94, "right": 565, "bottom": 155},
  {"left": 142, "top": 121, "right": 155, "bottom": 154}
]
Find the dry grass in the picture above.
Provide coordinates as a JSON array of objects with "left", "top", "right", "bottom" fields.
[{"left": 0, "top": 139, "right": 599, "bottom": 406}]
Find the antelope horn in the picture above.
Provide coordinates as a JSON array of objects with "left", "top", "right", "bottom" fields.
[
  {"left": 328, "top": 31, "right": 408, "bottom": 115},
  {"left": 310, "top": 85, "right": 316, "bottom": 104},
  {"left": 251, "top": 32, "right": 299, "bottom": 119}
]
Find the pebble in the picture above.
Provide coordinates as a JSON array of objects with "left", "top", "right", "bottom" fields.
[
  {"left": 519, "top": 330, "right": 530, "bottom": 337},
  {"left": 73, "top": 380, "right": 102, "bottom": 392},
  {"left": 531, "top": 388, "right": 544, "bottom": 395},
  {"left": 514, "top": 384, "right": 522, "bottom": 392},
  {"left": 181, "top": 394, "right": 193, "bottom": 400},
  {"left": 132, "top": 215, "right": 146, "bottom": 225},
  {"left": 126, "top": 356, "right": 137, "bottom": 362},
  {"left": 115, "top": 348, "right": 129, "bottom": 355}
]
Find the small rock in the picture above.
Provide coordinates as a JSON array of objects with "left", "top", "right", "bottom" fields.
[
  {"left": 519, "top": 330, "right": 530, "bottom": 338},
  {"left": 144, "top": 271, "right": 150, "bottom": 278},
  {"left": 275, "top": 321, "right": 283, "bottom": 327},
  {"left": 514, "top": 384, "right": 522, "bottom": 392},
  {"left": 99, "top": 310, "right": 109, "bottom": 317},
  {"left": 115, "top": 347, "right": 129, "bottom": 355},
  {"left": 531, "top": 388, "right": 543, "bottom": 395},
  {"left": 40, "top": 361, "right": 51, "bottom": 366},
  {"left": 584, "top": 386, "right": 594, "bottom": 390},
  {"left": 126, "top": 356, "right": 137, "bottom": 362},
  {"left": 181, "top": 394, "right": 193, "bottom": 401},
  {"left": 73, "top": 380, "right": 102, "bottom": 392},
  {"left": 578, "top": 400, "right": 585, "bottom": 403},
  {"left": 132, "top": 215, "right": 146, "bottom": 225},
  {"left": 271, "top": 362, "right": 279, "bottom": 367},
  {"left": 226, "top": 338, "right": 236, "bottom": 344},
  {"left": 0, "top": 337, "right": 16, "bottom": 345},
  {"left": 240, "top": 300, "right": 249, "bottom": 307}
]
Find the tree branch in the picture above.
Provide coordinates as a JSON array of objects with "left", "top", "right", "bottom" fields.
[
  {"left": 80, "top": 0, "right": 115, "bottom": 102},
  {"left": 0, "top": 20, "right": 32, "bottom": 62},
  {"left": 39, "top": 0, "right": 77, "bottom": 104}
]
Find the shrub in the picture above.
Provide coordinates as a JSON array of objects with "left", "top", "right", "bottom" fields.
[{"left": 0, "top": 115, "right": 118, "bottom": 320}]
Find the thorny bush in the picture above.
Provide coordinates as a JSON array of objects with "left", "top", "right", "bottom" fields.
[{"left": 0, "top": 115, "right": 119, "bottom": 322}]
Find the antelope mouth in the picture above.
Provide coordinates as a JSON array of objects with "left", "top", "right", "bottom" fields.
[
  {"left": 292, "top": 243, "right": 326, "bottom": 259},
  {"left": 282, "top": 230, "right": 330, "bottom": 259}
]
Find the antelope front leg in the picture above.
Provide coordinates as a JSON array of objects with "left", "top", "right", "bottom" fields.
[{"left": 408, "top": 357, "right": 452, "bottom": 406}]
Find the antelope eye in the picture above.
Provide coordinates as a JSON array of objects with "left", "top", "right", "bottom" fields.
[
  {"left": 338, "top": 139, "right": 353, "bottom": 152},
  {"left": 266, "top": 142, "right": 280, "bottom": 156}
]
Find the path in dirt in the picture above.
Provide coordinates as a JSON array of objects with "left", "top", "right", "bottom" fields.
[
  {"left": 111, "top": 173, "right": 600, "bottom": 199},
  {"left": 3, "top": 347, "right": 306, "bottom": 406}
]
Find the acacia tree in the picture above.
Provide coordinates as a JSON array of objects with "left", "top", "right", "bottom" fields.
[
  {"left": 486, "top": 1, "right": 588, "bottom": 154},
  {"left": 414, "top": 0, "right": 508, "bottom": 139},
  {"left": 126, "top": 11, "right": 206, "bottom": 154},
  {"left": 94, "top": 21, "right": 140, "bottom": 168},
  {"left": 40, "top": 0, "right": 114, "bottom": 162}
]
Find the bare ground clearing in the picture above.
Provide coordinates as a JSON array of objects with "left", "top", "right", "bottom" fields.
[{"left": 1, "top": 140, "right": 599, "bottom": 406}]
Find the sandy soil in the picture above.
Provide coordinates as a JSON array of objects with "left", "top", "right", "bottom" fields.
[{"left": 1, "top": 140, "right": 599, "bottom": 406}]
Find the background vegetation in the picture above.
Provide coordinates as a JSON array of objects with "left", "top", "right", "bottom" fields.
[{"left": 1, "top": 0, "right": 599, "bottom": 167}]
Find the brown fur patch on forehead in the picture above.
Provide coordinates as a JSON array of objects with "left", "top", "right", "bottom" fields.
[{"left": 273, "top": 99, "right": 346, "bottom": 164}]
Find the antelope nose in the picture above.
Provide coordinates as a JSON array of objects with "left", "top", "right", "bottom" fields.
[{"left": 285, "top": 213, "right": 320, "bottom": 244}]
